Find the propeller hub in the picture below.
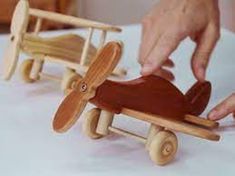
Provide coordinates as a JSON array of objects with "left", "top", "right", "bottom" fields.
[{"left": 80, "top": 82, "right": 88, "bottom": 92}]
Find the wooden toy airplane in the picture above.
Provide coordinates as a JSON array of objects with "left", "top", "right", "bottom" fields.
[
  {"left": 52, "top": 42, "right": 220, "bottom": 166},
  {"left": 2, "top": 0, "right": 126, "bottom": 92}
]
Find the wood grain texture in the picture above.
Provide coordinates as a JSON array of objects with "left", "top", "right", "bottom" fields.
[
  {"left": 91, "top": 75, "right": 190, "bottom": 120},
  {"left": 185, "top": 81, "right": 211, "bottom": 116},
  {"left": 53, "top": 42, "right": 122, "bottom": 132},
  {"left": 2, "top": 0, "right": 29, "bottom": 80},
  {"left": 146, "top": 124, "right": 163, "bottom": 149},
  {"left": 22, "top": 34, "right": 97, "bottom": 65},
  {"left": 184, "top": 114, "right": 219, "bottom": 129},
  {"left": 91, "top": 77, "right": 212, "bottom": 121},
  {"left": 122, "top": 108, "right": 220, "bottom": 141}
]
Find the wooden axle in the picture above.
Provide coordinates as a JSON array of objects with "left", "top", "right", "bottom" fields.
[
  {"left": 108, "top": 126, "right": 146, "bottom": 143},
  {"left": 30, "top": 58, "right": 43, "bottom": 80},
  {"left": 96, "top": 110, "right": 114, "bottom": 135},
  {"left": 39, "top": 72, "right": 61, "bottom": 82}
]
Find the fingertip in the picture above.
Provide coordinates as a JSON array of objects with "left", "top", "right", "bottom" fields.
[
  {"left": 141, "top": 56, "right": 160, "bottom": 76},
  {"left": 192, "top": 63, "right": 206, "bottom": 82},
  {"left": 141, "top": 64, "right": 154, "bottom": 76},
  {"left": 208, "top": 108, "right": 225, "bottom": 121},
  {"left": 207, "top": 110, "right": 218, "bottom": 121},
  {"left": 138, "top": 58, "right": 143, "bottom": 66},
  {"left": 196, "top": 67, "right": 206, "bottom": 82},
  {"left": 138, "top": 49, "right": 145, "bottom": 66}
]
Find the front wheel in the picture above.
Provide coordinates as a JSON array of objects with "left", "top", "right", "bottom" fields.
[
  {"left": 62, "top": 71, "right": 82, "bottom": 94},
  {"left": 149, "top": 130, "right": 178, "bottom": 165},
  {"left": 20, "top": 59, "right": 36, "bottom": 83},
  {"left": 83, "top": 108, "right": 103, "bottom": 139}
]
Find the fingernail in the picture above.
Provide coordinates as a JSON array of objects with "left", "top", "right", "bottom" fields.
[
  {"left": 208, "top": 109, "right": 224, "bottom": 120},
  {"left": 141, "top": 64, "right": 153, "bottom": 76},
  {"left": 138, "top": 58, "right": 144, "bottom": 66},
  {"left": 208, "top": 110, "right": 218, "bottom": 120},
  {"left": 198, "top": 67, "right": 206, "bottom": 81}
]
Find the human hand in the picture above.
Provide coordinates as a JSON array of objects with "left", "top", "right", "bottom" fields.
[
  {"left": 208, "top": 94, "right": 235, "bottom": 121},
  {"left": 153, "top": 58, "right": 175, "bottom": 81},
  {"left": 139, "top": 0, "right": 220, "bottom": 82}
]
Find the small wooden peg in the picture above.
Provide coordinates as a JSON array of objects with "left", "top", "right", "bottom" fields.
[{"left": 96, "top": 110, "right": 114, "bottom": 135}]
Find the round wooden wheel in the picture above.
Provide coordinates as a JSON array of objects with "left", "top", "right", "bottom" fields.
[
  {"left": 82, "top": 108, "right": 103, "bottom": 139},
  {"left": 63, "top": 72, "right": 82, "bottom": 94},
  {"left": 149, "top": 130, "right": 178, "bottom": 166},
  {"left": 20, "top": 59, "right": 36, "bottom": 83}
]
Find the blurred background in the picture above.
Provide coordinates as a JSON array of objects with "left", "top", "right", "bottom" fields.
[{"left": 0, "top": 0, "right": 235, "bottom": 33}]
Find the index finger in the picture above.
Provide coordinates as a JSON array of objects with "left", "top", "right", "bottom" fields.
[{"left": 141, "top": 29, "right": 186, "bottom": 76}]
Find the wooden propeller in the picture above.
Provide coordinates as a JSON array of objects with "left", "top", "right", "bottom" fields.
[
  {"left": 53, "top": 42, "right": 122, "bottom": 133},
  {"left": 2, "top": 0, "right": 29, "bottom": 80}
]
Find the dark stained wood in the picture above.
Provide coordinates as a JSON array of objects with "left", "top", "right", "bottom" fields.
[
  {"left": 90, "top": 76, "right": 212, "bottom": 121},
  {"left": 185, "top": 81, "right": 211, "bottom": 116},
  {"left": 91, "top": 75, "right": 190, "bottom": 120}
]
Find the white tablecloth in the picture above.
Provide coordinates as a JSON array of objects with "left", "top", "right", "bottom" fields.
[{"left": 0, "top": 25, "right": 235, "bottom": 176}]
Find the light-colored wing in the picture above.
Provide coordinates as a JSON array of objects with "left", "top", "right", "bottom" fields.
[{"left": 122, "top": 108, "right": 220, "bottom": 141}]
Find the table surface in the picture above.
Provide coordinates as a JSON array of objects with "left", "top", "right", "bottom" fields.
[{"left": 0, "top": 25, "right": 235, "bottom": 176}]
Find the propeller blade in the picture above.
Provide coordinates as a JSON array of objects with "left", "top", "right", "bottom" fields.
[
  {"left": 52, "top": 42, "right": 122, "bottom": 133},
  {"left": 53, "top": 89, "right": 88, "bottom": 133},
  {"left": 2, "top": 0, "right": 29, "bottom": 80},
  {"left": 83, "top": 41, "right": 122, "bottom": 89},
  {"left": 2, "top": 36, "right": 21, "bottom": 80},
  {"left": 11, "top": 0, "right": 29, "bottom": 34}
]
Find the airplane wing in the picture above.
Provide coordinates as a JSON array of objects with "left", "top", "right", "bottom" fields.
[{"left": 121, "top": 108, "right": 220, "bottom": 141}]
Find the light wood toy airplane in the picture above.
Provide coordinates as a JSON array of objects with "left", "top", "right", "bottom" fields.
[
  {"left": 52, "top": 41, "right": 220, "bottom": 166},
  {"left": 2, "top": 0, "right": 126, "bottom": 92}
]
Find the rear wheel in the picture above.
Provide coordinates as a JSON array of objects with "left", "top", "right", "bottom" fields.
[
  {"left": 149, "top": 130, "right": 178, "bottom": 165},
  {"left": 20, "top": 59, "right": 36, "bottom": 83},
  {"left": 62, "top": 71, "right": 82, "bottom": 94}
]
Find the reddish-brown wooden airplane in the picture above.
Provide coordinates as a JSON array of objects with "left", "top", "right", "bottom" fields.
[{"left": 52, "top": 41, "right": 220, "bottom": 165}]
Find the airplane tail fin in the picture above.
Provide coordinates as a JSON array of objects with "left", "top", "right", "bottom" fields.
[{"left": 185, "top": 81, "right": 211, "bottom": 116}]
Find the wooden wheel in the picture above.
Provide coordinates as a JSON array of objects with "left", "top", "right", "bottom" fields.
[
  {"left": 20, "top": 59, "right": 37, "bottom": 83},
  {"left": 62, "top": 71, "right": 82, "bottom": 93},
  {"left": 149, "top": 130, "right": 178, "bottom": 166},
  {"left": 2, "top": 0, "right": 29, "bottom": 80},
  {"left": 83, "top": 108, "right": 103, "bottom": 139}
]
